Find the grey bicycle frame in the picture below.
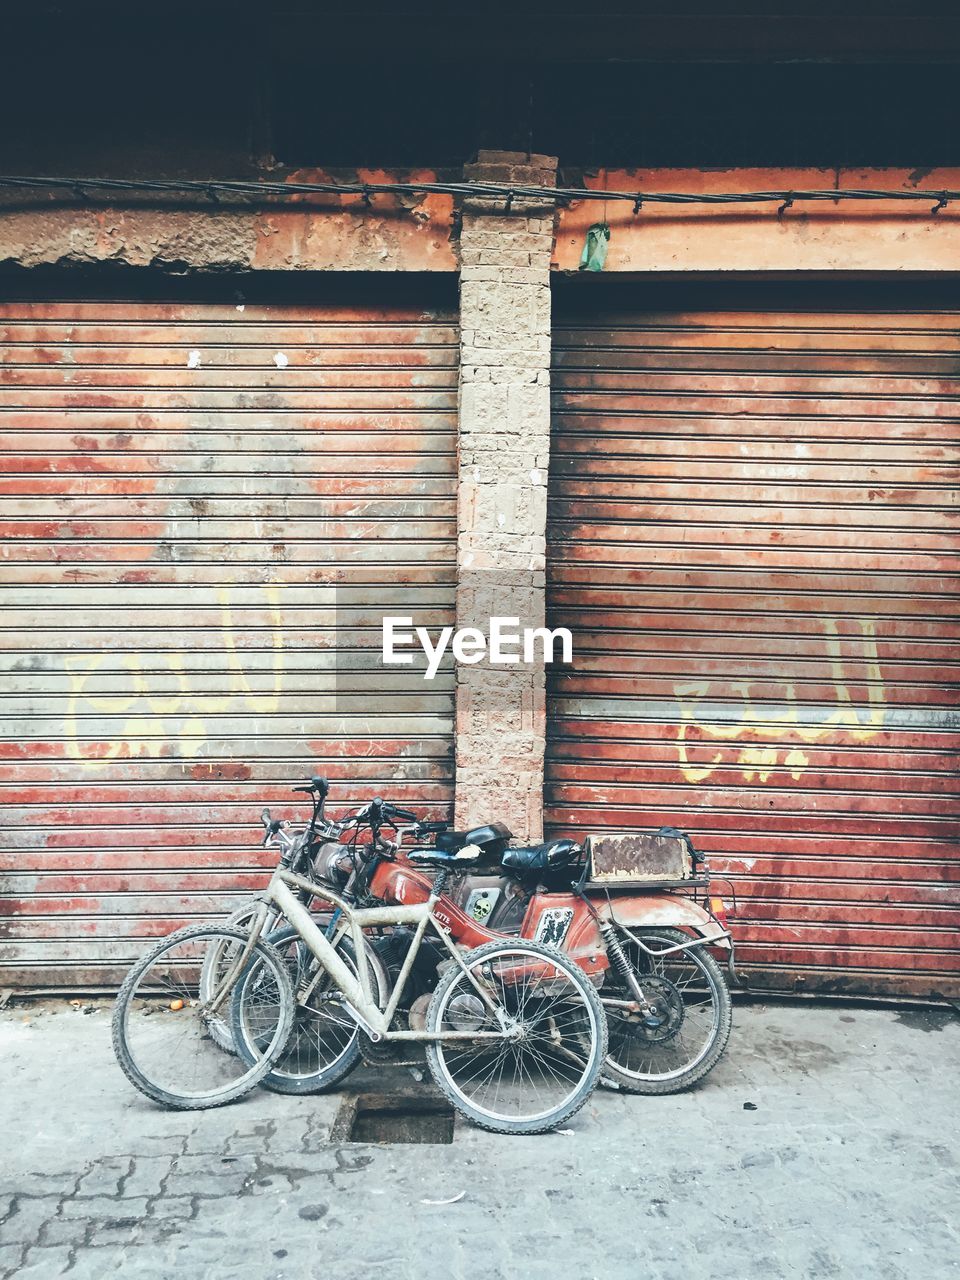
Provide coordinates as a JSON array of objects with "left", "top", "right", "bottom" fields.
[{"left": 235, "top": 866, "right": 512, "bottom": 1044}]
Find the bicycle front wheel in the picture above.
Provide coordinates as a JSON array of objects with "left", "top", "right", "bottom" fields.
[
  {"left": 425, "top": 939, "right": 607, "bottom": 1135},
  {"left": 112, "top": 924, "right": 295, "bottom": 1110},
  {"left": 199, "top": 902, "right": 301, "bottom": 1052},
  {"left": 230, "top": 925, "right": 388, "bottom": 1096}
]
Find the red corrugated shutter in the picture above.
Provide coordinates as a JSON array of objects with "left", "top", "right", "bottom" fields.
[
  {"left": 546, "top": 285, "right": 960, "bottom": 999},
  {"left": 0, "top": 281, "right": 457, "bottom": 988}
]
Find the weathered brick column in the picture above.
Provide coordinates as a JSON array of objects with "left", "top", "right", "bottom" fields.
[{"left": 454, "top": 151, "right": 558, "bottom": 842}]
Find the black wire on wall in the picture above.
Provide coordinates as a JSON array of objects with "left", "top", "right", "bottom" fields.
[{"left": 0, "top": 175, "right": 958, "bottom": 215}]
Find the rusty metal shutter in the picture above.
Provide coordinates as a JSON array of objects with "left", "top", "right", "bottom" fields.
[
  {"left": 547, "top": 284, "right": 960, "bottom": 1000},
  {"left": 0, "top": 279, "right": 457, "bottom": 988}
]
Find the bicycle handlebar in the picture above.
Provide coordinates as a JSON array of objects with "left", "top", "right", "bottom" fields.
[
  {"left": 388, "top": 804, "right": 418, "bottom": 822},
  {"left": 269, "top": 782, "right": 427, "bottom": 844},
  {"left": 292, "top": 775, "right": 329, "bottom": 798},
  {"left": 352, "top": 797, "right": 421, "bottom": 828}
]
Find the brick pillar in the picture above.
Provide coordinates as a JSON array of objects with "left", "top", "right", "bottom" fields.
[{"left": 454, "top": 151, "right": 558, "bottom": 842}]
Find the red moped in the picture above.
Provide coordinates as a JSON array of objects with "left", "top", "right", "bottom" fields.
[{"left": 352, "top": 801, "right": 736, "bottom": 1095}]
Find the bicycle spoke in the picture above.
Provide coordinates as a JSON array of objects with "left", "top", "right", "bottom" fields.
[
  {"left": 606, "top": 932, "right": 724, "bottom": 1083},
  {"left": 429, "top": 944, "right": 601, "bottom": 1128},
  {"left": 113, "top": 926, "right": 293, "bottom": 1109},
  {"left": 229, "top": 928, "right": 372, "bottom": 1092}
]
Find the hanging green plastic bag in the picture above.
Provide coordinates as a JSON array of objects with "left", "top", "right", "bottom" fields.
[{"left": 579, "top": 222, "right": 610, "bottom": 272}]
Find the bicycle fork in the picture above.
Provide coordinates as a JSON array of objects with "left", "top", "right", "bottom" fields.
[
  {"left": 200, "top": 901, "right": 272, "bottom": 1020},
  {"left": 267, "top": 876, "right": 384, "bottom": 1038}
]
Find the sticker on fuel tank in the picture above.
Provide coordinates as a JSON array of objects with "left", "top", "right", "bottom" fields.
[{"left": 534, "top": 907, "right": 575, "bottom": 949}]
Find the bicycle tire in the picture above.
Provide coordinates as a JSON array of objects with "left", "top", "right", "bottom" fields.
[
  {"left": 230, "top": 924, "right": 389, "bottom": 1095},
  {"left": 425, "top": 938, "right": 608, "bottom": 1135},
  {"left": 602, "top": 927, "right": 732, "bottom": 1095},
  {"left": 198, "top": 903, "right": 272, "bottom": 1053},
  {"left": 112, "top": 924, "right": 295, "bottom": 1111}
]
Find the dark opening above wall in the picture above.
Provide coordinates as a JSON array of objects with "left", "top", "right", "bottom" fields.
[
  {"left": 273, "top": 61, "right": 960, "bottom": 170},
  {"left": 2, "top": 7, "right": 959, "bottom": 177}
]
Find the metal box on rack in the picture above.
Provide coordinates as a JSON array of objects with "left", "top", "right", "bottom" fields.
[{"left": 585, "top": 829, "right": 697, "bottom": 886}]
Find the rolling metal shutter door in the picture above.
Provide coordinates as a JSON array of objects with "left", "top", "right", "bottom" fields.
[
  {"left": 547, "top": 287, "right": 960, "bottom": 999},
  {"left": 0, "top": 284, "right": 457, "bottom": 988}
]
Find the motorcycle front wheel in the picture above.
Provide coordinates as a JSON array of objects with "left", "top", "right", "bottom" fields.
[{"left": 602, "top": 927, "right": 732, "bottom": 1094}]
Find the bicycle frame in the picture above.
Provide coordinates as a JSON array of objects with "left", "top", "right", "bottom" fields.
[{"left": 222, "top": 866, "right": 513, "bottom": 1045}]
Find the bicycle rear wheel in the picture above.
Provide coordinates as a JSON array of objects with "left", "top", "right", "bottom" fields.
[
  {"left": 425, "top": 939, "right": 607, "bottom": 1135},
  {"left": 112, "top": 924, "right": 295, "bottom": 1110}
]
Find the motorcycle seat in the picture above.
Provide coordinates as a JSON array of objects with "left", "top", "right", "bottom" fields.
[
  {"left": 435, "top": 822, "right": 512, "bottom": 853},
  {"left": 501, "top": 838, "right": 581, "bottom": 876}
]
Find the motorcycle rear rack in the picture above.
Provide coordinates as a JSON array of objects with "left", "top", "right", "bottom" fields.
[{"left": 579, "top": 876, "right": 710, "bottom": 893}]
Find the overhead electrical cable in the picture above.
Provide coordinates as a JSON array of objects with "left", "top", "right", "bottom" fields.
[{"left": 0, "top": 174, "right": 956, "bottom": 215}]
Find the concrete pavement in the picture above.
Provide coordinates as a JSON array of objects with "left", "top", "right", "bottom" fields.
[{"left": 1, "top": 999, "right": 958, "bottom": 1280}]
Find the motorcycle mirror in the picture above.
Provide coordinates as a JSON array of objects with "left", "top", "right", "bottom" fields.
[{"left": 260, "top": 808, "right": 271, "bottom": 829}]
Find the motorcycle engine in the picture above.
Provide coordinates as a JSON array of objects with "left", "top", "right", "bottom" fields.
[
  {"left": 311, "top": 840, "right": 354, "bottom": 889},
  {"left": 447, "top": 992, "right": 487, "bottom": 1032}
]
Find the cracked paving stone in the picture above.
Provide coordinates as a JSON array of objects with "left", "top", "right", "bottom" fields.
[
  {"left": 163, "top": 1172, "right": 251, "bottom": 1198},
  {"left": 76, "top": 1157, "right": 130, "bottom": 1198},
  {"left": 39, "top": 1219, "right": 85, "bottom": 1247},
  {"left": 14, "top": 1245, "right": 76, "bottom": 1280},
  {"left": 169, "top": 1153, "right": 258, "bottom": 1176},
  {"left": 0, "top": 1197, "right": 60, "bottom": 1246},
  {"left": 145, "top": 1195, "right": 197, "bottom": 1223},
  {"left": 87, "top": 1218, "right": 167, "bottom": 1248},
  {"left": 60, "top": 1194, "right": 151, "bottom": 1220},
  {"left": 120, "top": 1155, "right": 172, "bottom": 1200},
  {"left": 0, "top": 1243, "right": 24, "bottom": 1278},
  {"left": 0, "top": 1173, "right": 75, "bottom": 1199}
]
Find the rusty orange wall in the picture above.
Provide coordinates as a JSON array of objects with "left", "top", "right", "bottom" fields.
[
  {"left": 545, "top": 287, "right": 960, "bottom": 999},
  {"left": 0, "top": 289, "right": 460, "bottom": 987},
  {"left": 7, "top": 166, "right": 960, "bottom": 275},
  {"left": 554, "top": 169, "right": 960, "bottom": 273},
  {"left": 0, "top": 170, "right": 457, "bottom": 273}
]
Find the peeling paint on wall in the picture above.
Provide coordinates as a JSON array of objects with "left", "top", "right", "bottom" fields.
[{"left": 0, "top": 170, "right": 457, "bottom": 273}]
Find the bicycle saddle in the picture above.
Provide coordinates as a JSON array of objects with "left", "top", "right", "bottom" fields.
[
  {"left": 407, "top": 844, "right": 483, "bottom": 869},
  {"left": 500, "top": 838, "right": 581, "bottom": 877}
]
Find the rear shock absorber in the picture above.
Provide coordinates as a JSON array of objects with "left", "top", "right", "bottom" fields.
[{"left": 598, "top": 920, "right": 654, "bottom": 1015}]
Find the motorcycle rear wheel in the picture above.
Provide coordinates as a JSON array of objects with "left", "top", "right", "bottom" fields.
[{"left": 602, "top": 927, "right": 732, "bottom": 1094}]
